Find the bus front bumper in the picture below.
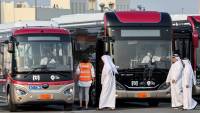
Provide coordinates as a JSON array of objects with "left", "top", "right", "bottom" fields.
[
  {"left": 11, "top": 83, "right": 74, "bottom": 105},
  {"left": 116, "top": 88, "right": 171, "bottom": 99}
]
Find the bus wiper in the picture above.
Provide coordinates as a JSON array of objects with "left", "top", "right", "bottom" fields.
[
  {"left": 23, "top": 65, "right": 49, "bottom": 78},
  {"left": 51, "top": 71, "right": 71, "bottom": 78}
]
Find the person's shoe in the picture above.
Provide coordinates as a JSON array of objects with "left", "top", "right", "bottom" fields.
[
  {"left": 193, "top": 104, "right": 198, "bottom": 110},
  {"left": 78, "top": 107, "right": 83, "bottom": 110},
  {"left": 179, "top": 108, "right": 184, "bottom": 111},
  {"left": 173, "top": 107, "right": 179, "bottom": 110},
  {"left": 173, "top": 105, "right": 183, "bottom": 110},
  {"left": 97, "top": 108, "right": 103, "bottom": 110},
  {"left": 109, "top": 107, "right": 115, "bottom": 110}
]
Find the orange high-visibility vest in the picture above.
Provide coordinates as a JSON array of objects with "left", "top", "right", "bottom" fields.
[{"left": 79, "top": 63, "right": 92, "bottom": 82}]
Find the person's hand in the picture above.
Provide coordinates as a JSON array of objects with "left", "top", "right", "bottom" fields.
[
  {"left": 73, "top": 74, "right": 79, "bottom": 82},
  {"left": 92, "top": 78, "right": 95, "bottom": 83},
  {"left": 172, "top": 80, "right": 176, "bottom": 84},
  {"left": 186, "top": 85, "right": 189, "bottom": 88}
]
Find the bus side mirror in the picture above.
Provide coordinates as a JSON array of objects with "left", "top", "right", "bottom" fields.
[{"left": 8, "top": 41, "right": 14, "bottom": 53}]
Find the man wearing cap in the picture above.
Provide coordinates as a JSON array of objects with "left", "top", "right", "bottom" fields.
[{"left": 166, "top": 54, "right": 184, "bottom": 109}]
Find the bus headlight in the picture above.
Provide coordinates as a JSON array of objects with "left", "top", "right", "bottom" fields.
[
  {"left": 16, "top": 88, "right": 27, "bottom": 96},
  {"left": 195, "top": 77, "right": 200, "bottom": 86},
  {"left": 64, "top": 88, "right": 73, "bottom": 96},
  {"left": 158, "top": 82, "right": 170, "bottom": 90}
]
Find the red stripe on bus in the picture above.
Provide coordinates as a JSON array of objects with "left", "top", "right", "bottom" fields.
[
  {"left": 193, "top": 16, "right": 200, "bottom": 23},
  {"left": 14, "top": 28, "right": 70, "bottom": 36},
  {"left": 0, "top": 79, "right": 6, "bottom": 84},
  {"left": 11, "top": 79, "right": 74, "bottom": 85},
  {"left": 115, "top": 11, "right": 161, "bottom": 23},
  {"left": 187, "top": 16, "right": 200, "bottom": 70}
]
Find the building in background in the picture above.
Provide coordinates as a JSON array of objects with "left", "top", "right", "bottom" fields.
[
  {"left": 50, "top": 0, "right": 70, "bottom": 9},
  {"left": 0, "top": 1, "right": 35, "bottom": 23},
  {"left": 0, "top": 1, "right": 1, "bottom": 23},
  {"left": 0, "top": 0, "right": 131, "bottom": 24},
  {"left": 88, "top": 0, "right": 97, "bottom": 10},
  {"left": 70, "top": 0, "right": 100, "bottom": 14},
  {"left": 115, "top": 0, "right": 130, "bottom": 11},
  {"left": 70, "top": 0, "right": 88, "bottom": 14},
  {"left": 0, "top": 0, "right": 71, "bottom": 24}
]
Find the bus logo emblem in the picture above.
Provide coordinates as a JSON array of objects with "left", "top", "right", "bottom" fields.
[
  {"left": 50, "top": 75, "right": 60, "bottom": 81},
  {"left": 33, "top": 75, "right": 40, "bottom": 81},
  {"left": 51, "top": 75, "right": 55, "bottom": 81}
]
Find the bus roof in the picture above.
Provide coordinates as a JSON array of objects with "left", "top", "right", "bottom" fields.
[
  {"left": 0, "top": 21, "right": 59, "bottom": 33},
  {"left": 104, "top": 11, "right": 172, "bottom": 27},
  {"left": 13, "top": 27, "right": 70, "bottom": 36},
  {"left": 171, "top": 14, "right": 200, "bottom": 21},
  {"left": 51, "top": 13, "right": 104, "bottom": 28}
]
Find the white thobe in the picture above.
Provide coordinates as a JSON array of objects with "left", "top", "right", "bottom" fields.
[
  {"left": 99, "top": 55, "right": 118, "bottom": 109},
  {"left": 40, "top": 57, "right": 56, "bottom": 65},
  {"left": 141, "top": 55, "right": 151, "bottom": 63},
  {"left": 182, "top": 60, "right": 197, "bottom": 110},
  {"left": 166, "top": 59, "right": 183, "bottom": 108}
]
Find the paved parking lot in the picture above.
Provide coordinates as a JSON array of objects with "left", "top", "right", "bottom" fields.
[{"left": 0, "top": 102, "right": 200, "bottom": 113}]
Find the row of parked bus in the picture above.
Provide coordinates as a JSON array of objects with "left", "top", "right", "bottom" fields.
[{"left": 0, "top": 11, "right": 199, "bottom": 112}]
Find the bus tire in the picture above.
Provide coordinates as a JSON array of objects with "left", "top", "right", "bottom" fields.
[
  {"left": 148, "top": 100, "right": 159, "bottom": 107},
  {"left": 63, "top": 103, "right": 72, "bottom": 111},
  {"left": 8, "top": 89, "right": 17, "bottom": 112}
]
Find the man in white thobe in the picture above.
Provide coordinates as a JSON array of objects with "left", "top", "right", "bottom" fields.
[
  {"left": 141, "top": 52, "right": 152, "bottom": 63},
  {"left": 166, "top": 54, "right": 183, "bottom": 109},
  {"left": 99, "top": 54, "right": 118, "bottom": 110},
  {"left": 182, "top": 59, "right": 197, "bottom": 110}
]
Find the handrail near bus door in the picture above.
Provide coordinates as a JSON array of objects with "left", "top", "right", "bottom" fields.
[{"left": 187, "top": 16, "right": 199, "bottom": 73}]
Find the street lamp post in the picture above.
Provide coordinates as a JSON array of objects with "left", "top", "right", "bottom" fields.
[
  {"left": 0, "top": 0, "right": 1, "bottom": 23},
  {"left": 99, "top": 3, "right": 105, "bottom": 12},
  {"left": 35, "top": 0, "right": 37, "bottom": 20},
  {"left": 181, "top": 8, "right": 184, "bottom": 15},
  {"left": 137, "top": 4, "right": 145, "bottom": 11}
]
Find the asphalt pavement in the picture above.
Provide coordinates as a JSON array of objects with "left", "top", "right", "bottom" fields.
[{"left": 0, "top": 102, "right": 200, "bottom": 113}]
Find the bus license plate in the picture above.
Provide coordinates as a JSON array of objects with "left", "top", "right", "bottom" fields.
[
  {"left": 136, "top": 92, "right": 149, "bottom": 98},
  {"left": 29, "top": 85, "right": 42, "bottom": 90},
  {"left": 39, "top": 94, "right": 53, "bottom": 100}
]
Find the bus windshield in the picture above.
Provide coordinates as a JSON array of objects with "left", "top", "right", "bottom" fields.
[
  {"left": 113, "top": 40, "right": 171, "bottom": 70},
  {"left": 15, "top": 35, "right": 73, "bottom": 72}
]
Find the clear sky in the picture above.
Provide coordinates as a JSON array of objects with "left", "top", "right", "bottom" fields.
[{"left": 131, "top": 0, "right": 200, "bottom": 14}]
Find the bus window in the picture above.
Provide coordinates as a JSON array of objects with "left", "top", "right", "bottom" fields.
[
  {"left": 0, "top": 45, "right": 3, "bottom": 78},
  {"left": 3, "top": 45, "right": 11, "bottom": 75}
]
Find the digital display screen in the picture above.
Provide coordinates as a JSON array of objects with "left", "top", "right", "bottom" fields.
[
  {"left": 121, "top": 30, "right": 160, "bottom": 37},
  {"left": 28, "top": 36, "right": 60, "bottom": 41}
]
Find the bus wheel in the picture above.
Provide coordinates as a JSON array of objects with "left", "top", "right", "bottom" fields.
[
  {"left": 63, "top": 103, "right": 72, "bottom": 111},
  {"left": 148, "top": 100, "right": 159, "bottom": 107},
  {"left": 8, "top": 90, "right": 17, "bottom": 112}
]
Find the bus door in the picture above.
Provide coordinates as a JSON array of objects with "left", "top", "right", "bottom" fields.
[
  {"left": 173, "top": 26, "right": 193, "bottom": 60},
  {"left": 196, "top": 38, "right": 200, "bottom": 84}
]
